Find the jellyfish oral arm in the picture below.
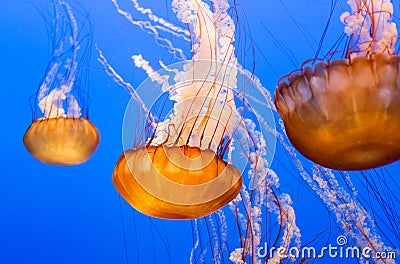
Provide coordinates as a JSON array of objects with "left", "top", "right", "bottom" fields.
[
  {"left": 36, "top": 1, "right": 84, "bottom": 119},
  {"left": 111, "top": 0, "right": 188, "bottom": 60},
  {"left": 340, "top": 0, "right": 398, "bottom": 55},
  {"left": 38, "top": 84, "right": 82, "bottom": 118}
]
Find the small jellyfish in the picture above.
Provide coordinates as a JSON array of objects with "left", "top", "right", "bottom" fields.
[
  {"left": 23, "top": 0, "right": 99, "bottom": 165},
  {"left": 275, "top": 0, "right": 400, "bottom": 170}
]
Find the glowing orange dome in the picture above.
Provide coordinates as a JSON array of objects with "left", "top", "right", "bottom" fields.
[
  {"left": 113, "top": 145, "right": 242, "bottom": 219},
  {"left": 23, "top": 117, "right": 99, "bottom": 165},
  {"left": 275, "top": 53, "right": 400, "bottom": 170}
]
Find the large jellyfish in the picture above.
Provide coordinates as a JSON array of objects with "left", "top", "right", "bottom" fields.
[
  {"left": 23, "top": 0, "right": 99, "bottom": 165},
  {"left": 109, "top": 2, "right": 248, "bottom": 219},
  {"left": 275, "top": 0, "right": 400, "bottom": 171},
  {"left": 270, "top": 0, "right": 400, "bottom": 263},
  {"left": 98, "top": 0, "right": 302, "bottom": 262}
]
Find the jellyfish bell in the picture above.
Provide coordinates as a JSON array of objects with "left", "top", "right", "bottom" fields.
[
  {"left": 23, "top": 0, "right": 99, "bottom": 165},
  {"left": 113, "top": 145, "right": 242, "bottom": 219},
  {"left": 274, "top": 0, "right": 400, "bottom": 170},
  {"left": 24, "top": 117, "right": 99, "bottom": 166},
  {"left": 275, "top": 53, "right": 400, "bottom": 170}
]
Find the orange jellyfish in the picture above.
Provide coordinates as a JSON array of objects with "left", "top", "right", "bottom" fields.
[
  {"left": 111, "top": 60, "right": 246, "bottom": 220},
  {"left": 110, "top": 0, "right": 245, "bottom": 219},
  {"left": 23, "top": 0, "right": 99, "bottom": 165},
  {"left": 114, "top": 145, "right": 242, "bottom": 219},
  {"left": 274, "top": 0, "right": 399, "bottom": 170},
  {"left": 98, "top": 0, "right": 278, "bottom": 221}
]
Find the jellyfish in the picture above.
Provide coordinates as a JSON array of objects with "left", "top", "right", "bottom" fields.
[
  {"left": 275, "top": 0, "right": 400, "bottom": 170},
  {"left": 109, "top": 4, "right": 245, "bottom": 218},
  {"left": 105, "top": 0, "right": 255, "bottom": 221},
  {"left": 268, "top": 1, "right": 400, "bottom": 263},
  {"left": 23, "top": 0, "right": 99, "bottom": 165},
  {"left": 98, "top": 0, "right": 302, "bottom": 262}
]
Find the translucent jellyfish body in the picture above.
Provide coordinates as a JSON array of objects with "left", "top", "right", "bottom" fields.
[
  {"left": 275, "top": 0, "right": 399, "bottom": 170},
  {"left": 113, "top": 145, "right": 242, "bottom": 219},
  {"left": 275, "top": 54, "right": 400, "bottom": 170},
  {"left": 24, "top": 117, "right": 99, "bottom": 165}
]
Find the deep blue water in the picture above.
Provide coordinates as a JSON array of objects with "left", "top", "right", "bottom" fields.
[{"left": 1, "top": 1, "right": 399, "bottom": 263}]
